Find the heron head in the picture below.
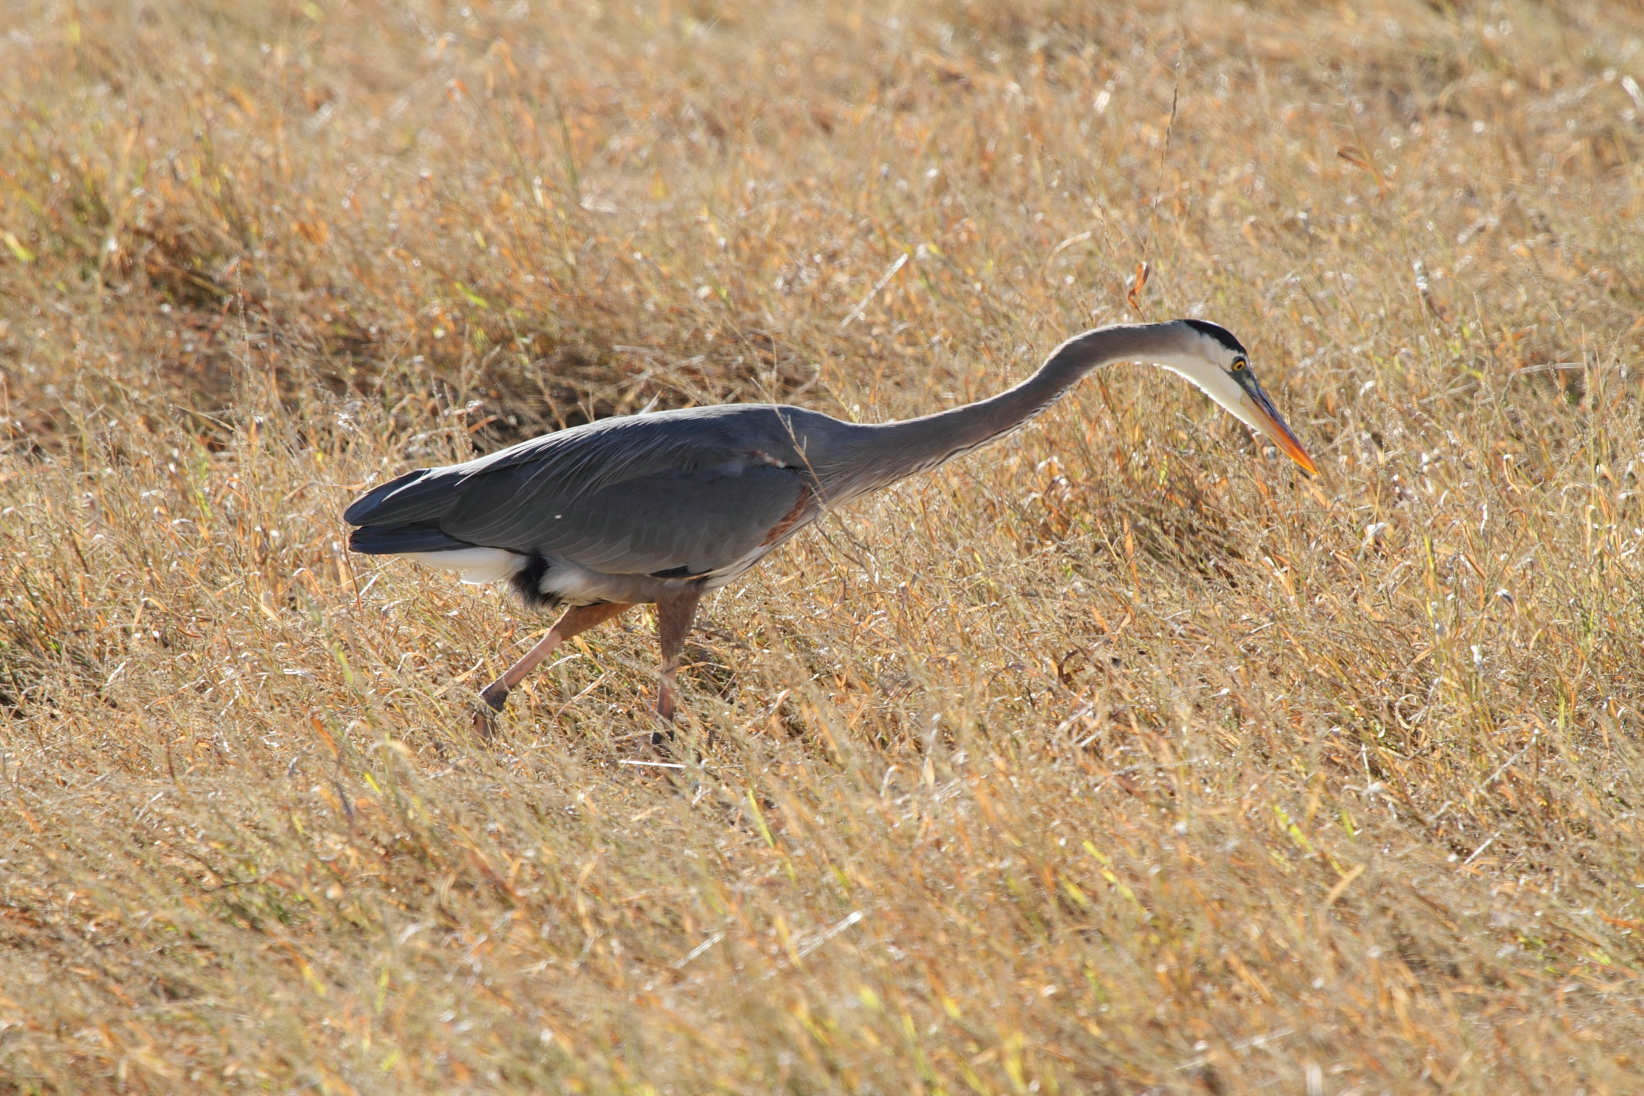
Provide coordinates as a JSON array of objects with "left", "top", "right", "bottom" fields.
[{"left": 1149, "top": 319, "right": 1318, "bottom": 476}]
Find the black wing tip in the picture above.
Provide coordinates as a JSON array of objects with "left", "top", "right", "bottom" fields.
[
  {"left": 342, "top": 468, "right": 435, "bottom": 526},
  {"left": 1181, "top": 319, "right": 1247, "bottom": 355},
  {"left": 342, "top": 482, "right": 397, "bottom": 526}
]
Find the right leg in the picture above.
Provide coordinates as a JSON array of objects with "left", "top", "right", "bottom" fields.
[
  {"left": 478, "top": 602, "right": 630, "bottom": 712},
  {"left": 653, "top": 583, "right": 706, "bottom": 722}
]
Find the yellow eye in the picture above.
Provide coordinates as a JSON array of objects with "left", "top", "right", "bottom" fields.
[{"left": 1231, "top": 358, "right": 1247, "bottom": 372}]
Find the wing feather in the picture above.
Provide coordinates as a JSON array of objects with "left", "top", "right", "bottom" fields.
[
  {"left": 446, "top": 464, "right": 806, "bottom": 576},
  {"left": 343, "top": 412, "right": 743, "bottom": 528},
  {"left": 344, "top": 406, "right": 824, "bottom": 578}
]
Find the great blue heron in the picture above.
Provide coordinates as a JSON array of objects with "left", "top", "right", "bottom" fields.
[{"left": 346, "top": 320, "right": 1315, "bottom": 722}]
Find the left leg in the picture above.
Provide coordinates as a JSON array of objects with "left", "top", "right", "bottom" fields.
[{"left": 479, "top": 601, "right": 631, "bottom": 712}]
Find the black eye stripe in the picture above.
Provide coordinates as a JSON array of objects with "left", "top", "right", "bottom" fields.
[{"left": 1182, "top": 318, "right": 1247, "bottom": 355}]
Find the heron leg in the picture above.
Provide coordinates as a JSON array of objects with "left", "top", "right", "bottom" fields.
[
  {"left": 653, "top": 582, "right": 706, "bottom": 722},
  {"left": 478, "top": 602, "right": 630, "bottom": 713}
]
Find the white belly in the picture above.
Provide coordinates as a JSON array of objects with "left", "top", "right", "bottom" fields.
[
  {"left": 398, "top": 544, "right": 778, "bottom": 607},
  {"left": 401, "top": 548, "right": 529, "bottom": 585}
]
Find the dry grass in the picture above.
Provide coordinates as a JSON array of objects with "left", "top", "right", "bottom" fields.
[{"left": 3, "top": 0, "right": 1644, "bottom": 1091}]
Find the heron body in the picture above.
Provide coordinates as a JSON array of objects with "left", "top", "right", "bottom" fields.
[
  {"left": 348, "top": 404, "right": 832, "bottom": 607},
  {"left": 345, "top": 320, "right": 1316, "bottom": 720}
]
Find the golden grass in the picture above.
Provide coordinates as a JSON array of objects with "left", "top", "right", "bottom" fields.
[{"left": 4, "top": 0, "right": 1644, "bottom": 1091}]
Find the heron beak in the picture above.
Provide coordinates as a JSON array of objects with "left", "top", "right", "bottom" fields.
[{"left": 1238, "top": 384, "right": 1318, "bottom": 476}]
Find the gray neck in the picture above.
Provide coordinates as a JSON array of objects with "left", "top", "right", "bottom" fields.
[{"left": 821, "top": 323, "right": 1185, "bottom": 502}]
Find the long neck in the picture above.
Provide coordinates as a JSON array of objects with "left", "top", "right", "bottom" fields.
[{"left": 821, "top": 323, "right": 1184, "bottom": 502}]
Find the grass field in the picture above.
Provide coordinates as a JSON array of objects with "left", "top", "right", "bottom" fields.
[{"left": 4, "top": 0, "right": 1644, "bottom": 1091}]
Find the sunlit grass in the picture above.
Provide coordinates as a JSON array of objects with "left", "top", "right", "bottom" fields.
[{"left": 3, "top": 0, "right": 1644, "bottom": 1092}]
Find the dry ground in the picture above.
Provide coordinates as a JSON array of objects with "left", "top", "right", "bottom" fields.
[{"left": 3, "top": 0, "right": 1644, "bottom": 1092}]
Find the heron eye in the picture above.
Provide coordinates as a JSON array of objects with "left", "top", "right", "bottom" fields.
[{"left": 1231, "top": 358, "right": 1247, "bottom": 372}]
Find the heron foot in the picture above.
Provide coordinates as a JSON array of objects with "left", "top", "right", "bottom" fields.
[
  {"left": 478, "top": 679, "right": 510, "bottom": 712},
  {"left": 472, "top": 680, "right": 510, "bottom": 739},
  {"left": 647, "top": 709, "right": 677, "bottom": 749}
]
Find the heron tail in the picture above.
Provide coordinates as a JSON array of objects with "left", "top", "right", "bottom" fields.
[{"left": 348, "top": 524, "right": 472, "bottom": 554}]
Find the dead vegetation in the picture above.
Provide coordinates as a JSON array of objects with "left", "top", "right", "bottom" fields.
[{"left": 3, "top": 0, "right": 1644, "bottom": 1092}]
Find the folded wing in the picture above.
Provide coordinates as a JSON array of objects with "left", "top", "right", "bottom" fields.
[{"left": 345, "top": 410, "right": 814, "bottom": 578}]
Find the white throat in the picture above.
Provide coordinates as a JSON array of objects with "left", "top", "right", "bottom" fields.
[{"left": 1146, "top": 352, "right": 1260, "bottom": 434}]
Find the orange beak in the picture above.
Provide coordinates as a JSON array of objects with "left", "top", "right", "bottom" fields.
[{"left": 1239, "top": 386, "right": 1318, "bottom": 476}]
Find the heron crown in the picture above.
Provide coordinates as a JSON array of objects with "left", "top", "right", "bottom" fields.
[{"left": 1181, "top": 318, "right": 1248, "bottom": 359}]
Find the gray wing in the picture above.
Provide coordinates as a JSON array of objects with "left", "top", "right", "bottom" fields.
[
  {"left": 453, "top": 462, "right": 807, "bottom": 576},
  {"left": 345, "top": 407, "right": 818, "bottom": 577}
]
